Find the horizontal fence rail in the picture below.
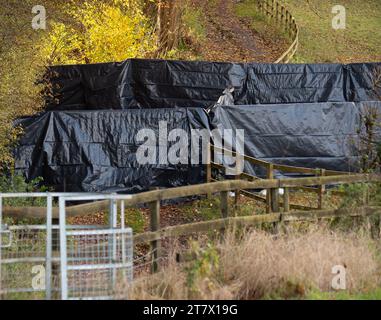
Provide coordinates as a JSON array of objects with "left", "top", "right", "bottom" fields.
[
  {"left": 210, "top": 145, "right": 348, "bottom": 176},
  {"left": 134, "top": 206, "right": 381, "bottom": 245},
  {"left": 2, "top": 174, "right": 380, "bottom": 219}
]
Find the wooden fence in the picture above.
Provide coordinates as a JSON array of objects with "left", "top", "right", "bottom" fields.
[
  {"left": 2, "top": 174, "right": 378, "bottom": 220},
  {"left": 255, "top": 0, "right": 299, "bottom": 63},
  {"left": 2, "top": 142, "right": 381, "bottom": 272},
  {"left": 2, "top": 173, "right": 381, "bottom": 272},
  {"left": 131, "top": 174, "right": 380, "bottom": 271},
  {"left": 208, "top": 145, "right": 349, "bottom": 213}
]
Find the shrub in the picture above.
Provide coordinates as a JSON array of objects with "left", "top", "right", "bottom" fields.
[
  {"left": 0, "top": 175, "right": 48, "bottom": 207},
  {"left": 44, "top": 0, "right": 157, "bottom": 65}
]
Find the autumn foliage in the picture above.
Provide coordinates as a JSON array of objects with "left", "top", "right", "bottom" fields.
[
  {"left": 0, "top": 0, "right": 175, "bottom": 169},
  {"left": 44, "top": 0, "right": 158, "bottom": 65}
]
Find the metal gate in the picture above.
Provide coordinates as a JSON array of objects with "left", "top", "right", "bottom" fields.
[
  {"left": 59, "top": 194, "right": 133, "bottom": 300},
  {"left": 0, "top": 193, "right": 55, "bottom": 300},
  {"left": 0, "top": 224, "right": 54, "bottom": 299},
  {"left": 0, "top": 193, "right": 133, "bottom": 300}
]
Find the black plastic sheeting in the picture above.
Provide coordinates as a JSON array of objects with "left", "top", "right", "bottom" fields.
[
  {"left": 210, "top": 101, "right": 381, "bottom": 177},
  {"left": 14, "top": 108, "right": 210, "bottom": 193},
  {"left": 46, "top": 59, "right": 381, "bottom": 110},
  {"left": 14, "top": 59, "right": 381, "bottom": 192}
]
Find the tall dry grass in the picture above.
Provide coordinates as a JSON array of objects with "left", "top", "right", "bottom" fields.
[{"left": 119, "top": 227, "right": 380, "bottom": 300}]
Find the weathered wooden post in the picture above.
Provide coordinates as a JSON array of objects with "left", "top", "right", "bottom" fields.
[
  {"left": 220, "top": 191, "right": 229, "bottom": 219},
  {"left": 283, "top": 187, "right": 290, "bottom": 213},
  {"left": 206, "top": 143, "right": 212, "bottom": 199},
  {"left": 291, "top": 18, "right": 296, "bottom": 37},
  {"left": 285, "top": 11, "right": 290, "bottom": 34},
  {"left": 220, "top": 190, "right": 229, "bottom": 239},
  {"left": 318, "top": 169, "right": 326, "bottom": 210},
  {"left": 271, "top": 188, "right": 280, "bottom": 213},
  {"left": 271, "top": 0, "right": 275, "bottom": 18},
  {"left": 234, "top": 162, "right": 241, "bottom": 210},
  {"left": 265, "top": 0, "right": 270, "bottom": 19},
  {"left": 278, "top": 186, "right": 290, "bottom": 234},
  {"left": 267, "top": 163, "right": 280, "bottom": 213},
  {"left": 280, "top": 5, "right": 285, "bottom": 26},
  {"left": 149, "top": 195, "right": 161, "bottom": 273},
  {"left": 275, "top": 1, "right": 279, "bottom": 25},
  {"left": 266, "top": 163, "right": 274, "bottom": 213}
]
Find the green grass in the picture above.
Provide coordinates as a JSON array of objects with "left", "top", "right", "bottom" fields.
[
  {"left": 234, "top": 0, "right": 381, "bottom": 63},
  {"left": 183, "top": 196, "right": 267, "bottom": 223},
  {"left": 184, "top": 197, "right": 223, "bottom": 221},
  {"left": 103, "top": 208, "right": 146, "bottom": 233},
  {"left": 306, "top": 288, "right": 381, "bottom": 300},
  {"left": 283, "top": 0, "right": 381, "bottom": 63},
  {"left": 182, "top": 4, "right": 207, "bottom": 42},
  {"left": 124, "top": 208, "right": 146, "bottom": 233}
]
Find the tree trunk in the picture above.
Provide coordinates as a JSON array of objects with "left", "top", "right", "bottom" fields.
[{"left": 156, "top": 0, "right": 182, "bottom": 55}]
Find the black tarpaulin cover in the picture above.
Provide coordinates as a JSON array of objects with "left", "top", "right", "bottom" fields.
[
  {"left": 210, "top": 101, "right": 381, "bottom": 177},
  {"left": 46, "top": 59, "right": 381, "bottom": 110},
  {"left": 14, "top": 108, "right": 210, "bottom": 193},
  {"left": 14, "top": 59, "right": 381, "bottom": 192}
]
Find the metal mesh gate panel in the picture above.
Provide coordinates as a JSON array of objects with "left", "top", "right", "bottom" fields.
[{"left": 64, "top": 228, "right": 133, "bottom": 300}]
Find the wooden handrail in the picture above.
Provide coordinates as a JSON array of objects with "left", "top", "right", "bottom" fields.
[
  {"left": 211, "top": 145, "right": 350, "bottom": 176},
  {"left": 134, "top": 205, "right": 381, "bottom": 245},
  {"left": 2, "top": 174, "right": 380, "bottom": 219}
]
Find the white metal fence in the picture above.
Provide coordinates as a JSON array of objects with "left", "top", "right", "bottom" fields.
[{"left": 0, "top": 193, "right": 134, "bottom": 300}]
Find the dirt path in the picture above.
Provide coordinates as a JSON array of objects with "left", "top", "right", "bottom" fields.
[{"left": 192, "top": 0, "right": 287, "bottom": 63}]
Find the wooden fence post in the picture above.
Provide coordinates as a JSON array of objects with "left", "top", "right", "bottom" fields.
[
  {"left": 234, "top": 163, "right": 241, "bottom": 210},
  {"left": 270, "top": 0, "right": 274, "bottom": 18},
  {"left": 206, "top": 143, "right": 212, "bottom": 199},
  {"left": 266, "top": 163, "right": 274, "bottom": 213},
  {"left": 234, "top": 178, "right": 240, "bottom": 210},
  {"left": 149, "top": 198, "right": 161, "bottom": 273},
  {"left": 283, "top": 187, "right": 290, "bottom": 212},
  {"left": 289, "top": 16, "right": 294, "bottom": 37},
  {"left": 271, "top": 189, "right": 280, "bottom": 213},
  {"left": 220, "top": 191, "right": 229, "bottom": 219},
  {"left": 266, "top": 163, "right": 280, "bottom": 213},
  {"left": 275, "top": 1, "right": 279, "bottom": 24},
  {"left": 285, "top": 11, "right": 289, "bottom": 34},
  {"left": 220, "top": 190, "right": 229, "bottom": 238},
  {"left": 318, "top": 169, "right": 326, "bottom": 210}
]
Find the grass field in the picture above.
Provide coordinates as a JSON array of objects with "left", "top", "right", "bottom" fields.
[
  {"left": 307, "top": 288, "right": 381, "bottom": 300},
  {"left": 235, "top": 0, "right": 381, "bottom": 63},
  {"left": 284, "top": 0, "right": 381, "bottom": 62}
]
